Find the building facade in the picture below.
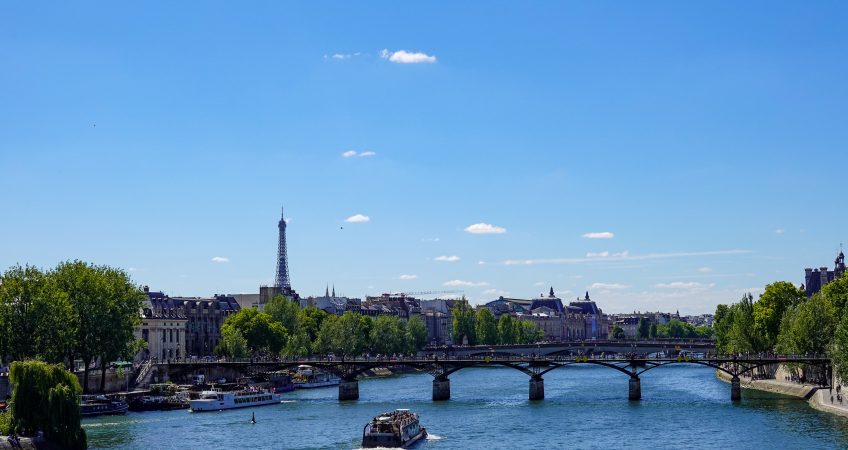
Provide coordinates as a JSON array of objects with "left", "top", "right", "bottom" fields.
[{"left": 804, "top": 249, "right": 845, "bottom": 297}]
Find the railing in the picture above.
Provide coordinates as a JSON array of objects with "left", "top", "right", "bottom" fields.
[{"left": 135, "top": 359, "right": 153, "bottom": 386}]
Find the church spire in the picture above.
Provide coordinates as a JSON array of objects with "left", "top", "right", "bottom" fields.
[
  {"left": 332, "top": 284, "right": 336, "bottom": 298},
  {"left": 549, "top": 286, "right": 555, "bottom": 297},
  {"left": 325, "top": 284, "right": 329, "bottom": 297}
]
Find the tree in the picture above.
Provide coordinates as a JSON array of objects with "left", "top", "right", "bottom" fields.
[
  {"left": 637, "top": 318, "right": 651, "bottom": 339},
  {"left": 407, "top": 315, "right": 429, "bottom": 351},
  {"left": 95, "top": 266, "right": 145, "bottom": 392},
  {"left": 753, "top": 281, "right": 804, "bottom": 350},
  {"left": 451, "top": 301, "right": 476, "bottom": 345},
  {"left": 776, "top": 293, "right": 835, "bottom": 356},
  {"left": 52, "top": 260, "right": 106, "bottom": 393},
  {"left": 726, "top": 293, "right": 762, "bottom": 353},
  {"left": 336, "top": 312, "right": 367, "bottom": 356},
  {"left": 475, "top": 309, "right": 498, "bottom": 345},
  {"left": 821, "top": 273, "right": 848, "bottom": 319},
  {"left": 265, "top": 294, "right": 301, "bottom": 335},
  {"left": 371, "top": 315, "right": 402, "bottom": 355},
  {"left": 313, "top": 315, "right": 339, "bottom": 355},
  {"left": 610, "top": 325, "right": 625, "bottom": 340},
  {"left": 9, "top": 360, "right": 86, "bottom": 449},
  {"left": 713, "top": 304, "right": 733, "bottom": 354},
  {"left": 297, "top": 307, "right": 328, "bottom": 342},
  {"left": 498, "top": 314, "right": 517, "bottom": 344},
  {"left": 516, "top": 321, "right": 544, "bottom": 344},
  {"left": 832, "top": 308, "right": 848, "bottom": 383},
  {"left": 283, "top": 331, "right": 312, "bottom": 357},
  {"left": 221, "top": 308, "right": 288, "bottom": 355},
  {"left": 649, "top": 323, "right": 658, "bottom": 339},
  {"left": 215, "top": 327, "right": 249, "bottom": 359}
]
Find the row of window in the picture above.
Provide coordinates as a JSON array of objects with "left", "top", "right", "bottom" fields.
[{"left": 235, "top": 395, "right": 273, "bottom": 404}]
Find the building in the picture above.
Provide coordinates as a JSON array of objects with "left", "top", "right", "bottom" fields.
[
  {"left": 419, "top": 298, "right": 465, "bottom": 345},
  {"left": 136, "top": 292, "right": 188, "bottom": 362},
  {"left": 804, "top": 248, "right": 845, "bottom": 297},
  {"left": 140, "top": 287, "right": 241, "bottom": 357},
  {"left": 301, "top": 285, "right": 359, "bottom": 315},
  {"left": 499, "top": 289, "right": 610, "bottom": 341}
]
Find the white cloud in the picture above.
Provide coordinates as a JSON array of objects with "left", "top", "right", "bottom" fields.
[
  {"left": 399, "top": 274, "right": 418, "bottom": 280},
  {"left": 477, "top": 261, "right": 486, "bottom": 265},
  {"left": 464, "top": 223, "right": 507, "bottom": 234},
  {"left": 443, "top": 280, "right": 488, "bottom": 287},
  {"left": 434, "top": 255, "right": 460, "bottom": 262},
  {"left": 345, "top": 214, "right": 370, "bottom": 223},
  {"left": 588, "top": 282, "right": 629, "bottom": 290},
  {"left": 211, "top": 256, "right": 230, "bottom": 263},
  {"left": 583, "top": 232, "right": 615, "bottom": 239},
  {"left": 502, "top": 249, "right": 751, "bottom": 266},
  {"left": 422, "top": 237, "right": 440, "bottom": 242},
  {"left": 655, "top": 281, "right": 715, "bottom": 290},
  {"left": 586, "top": 251, "right": 609, "bottom": 258},
  {"left": 342, "top": 150, "right": 376, "bottom": 158},
  {"left": 697, "top": 267, "right": 713, "bottom": 273},
  {"left": 775, "top": 229, "right": 785, "bottom": 235},
  {"left": 380, "top": 49, "right": 437, "bottom": 64}
]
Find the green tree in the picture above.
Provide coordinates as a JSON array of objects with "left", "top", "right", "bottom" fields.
[
  {"left": 776, "top": 293, "right": 835, "bottom": 356},
  {"left": 283, "top": 331, "right": 312, "bottom": 357},
  {"left": 649, "top": 323, "right": 658, "bottom": 339},
  {"left": 713, "top": 304, "right": 733, "bottom": 354},
  {"left": 336, "top": 312, "right": 367, "bottom": 356},
  {"left": 313, "top": 315, "right": 339, "bottom": 354},
  {"left": 821, "top": 273, "right": 848, "bottom": 319},
  {"left": 515, "top": 321, "right": 544, "bottom": 344},
  {"left": 95, "top": 266, "right": 145, "bottom": 392},
  {"left": 9, "top": 360, "right": 86, "bottom": 449},
  {"left": 451, "top": 300, "right": 476, "bottom": 345},
  {"left": 371, "top": 315, "right": 402, "bottom": 355},
  {"left": 265, "top": 294, "right": 301, "bottom": 335},
  {"left": 52, "top": 260, "right": 106, "bottom": 392},
  {"left": 498, "top": 314, "right": 517, "bottom": 344},
  {"left": 753, "top": 281, "right": 805, "bottom": 350},
  {"left": 221, "top": 308, "right": 288, "bottom": 355},
  {"left": 832, "top": 308, "right": 848, "bottom": 383},
  {"left": 0, "top": 266, "right": 49, "bottom": 360},
  {"left": 297, "top": 307, "right": 328, "bottom": 342},
  {"left": 727, "top": 293, "right": 762, "bottom": 353},
  {"left": 610, "top": 325, "right": 625, "bottom": 339},
  {"left": 475, "top": 309, "right": 498, "bottom": 345},
  {"left": 407, "top": 315, "right": 429, "bottom": 351},
  {"left": 637, "top": 318, "right": 651, "bottom": 339},
  {"left": 215, "top": 327, "right": 249, "bottom": 358}
]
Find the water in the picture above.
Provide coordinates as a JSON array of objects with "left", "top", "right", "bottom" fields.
[{"left": 83, "top": 365, "right": 848, "bottom": 449}]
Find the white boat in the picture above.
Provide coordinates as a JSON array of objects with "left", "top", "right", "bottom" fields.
[
  {"left": 189, "top": 388, "right": 283, "bottom": 412},
  {"left": 293, "top": 365, "right": 340, "bottom": 389}
]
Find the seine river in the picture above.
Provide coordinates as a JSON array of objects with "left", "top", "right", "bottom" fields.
[{"left": 83, "top": 365, "right": 848, "bottom": 449}]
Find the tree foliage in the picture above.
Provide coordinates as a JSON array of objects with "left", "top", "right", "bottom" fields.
[
  {"left": 9, "top": 360, "right": 86, "bottom": 448},
  {"left": 637, "top": 318, "right": 650, "bottom": 339},
  {"left": 451, "top": 301, "right": 476, "bottom": 345},
  {"left": 753, "top": 281, "right": 804, "bottom": 350},
  {"left": 220, "top": 308, "right": 288, "bottom": 356},
  {"left": 475, "top": 308, "right": 498, "bottom": 345},
  {"left": 776, "top": 293, "right": 835, "bottom": 356},
  {"left": 215, "top": 327, "right": 249, "bottom": 359}
]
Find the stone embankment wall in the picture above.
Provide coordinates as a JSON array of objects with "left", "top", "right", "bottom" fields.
[{"left": 716, "top": 365, "right": 848, "bottom": 419}]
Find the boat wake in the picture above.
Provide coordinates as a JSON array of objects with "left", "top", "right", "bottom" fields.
[{"left": 427, "top": 433, "right": 443, "bottom": 440}]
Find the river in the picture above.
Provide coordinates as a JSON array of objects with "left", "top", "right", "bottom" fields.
[{"left": 82, "top": 365, "right": 848, "bottom": 449}]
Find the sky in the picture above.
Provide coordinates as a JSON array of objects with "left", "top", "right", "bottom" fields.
[{"left": 2, "top": 1, "right": 847, "bottom": 314}]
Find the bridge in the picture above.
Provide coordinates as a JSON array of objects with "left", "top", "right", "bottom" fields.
[
  {"left": 159, "top": 354, "right": 829, "bottom": 403},
  {"left": 430, "top": 339, "right": 716, "bottom": 357}
]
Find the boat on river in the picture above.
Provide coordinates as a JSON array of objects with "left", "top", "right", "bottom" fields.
[
  {"left": 189, "top": 388, "right": 282, "bottom": 412},
  {"left": 293, "top": 365, "right": 340, "bottom": 389},
  {"left": 362, "top": 409, "right": 427, "bottom": 448},
  {"left": 80, "top": 395, "right": 129, "bottom": 417},
  {"left": 128, "top": 395, "right": 189, "bottom": 412}
]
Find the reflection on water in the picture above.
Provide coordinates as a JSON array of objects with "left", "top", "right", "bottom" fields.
[{"left": 83, "top": 365, "right": 848, "bottom": 449}]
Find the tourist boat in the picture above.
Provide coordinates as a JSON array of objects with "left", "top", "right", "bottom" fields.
[
  {"left": 189, "top": 388, "right": 282, "bottom": 412},
  {"left": 80, "top": 395, "right": 129, "bottom": 417},
  {"left": 362, "top": 409, "right": 427, "bottom": 448},
  {"left": 293, "top": 365, "right": 340, "bottom": 389}
]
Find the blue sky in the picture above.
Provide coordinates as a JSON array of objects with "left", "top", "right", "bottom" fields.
[{"left": 2, "top": 1, "right": 846, "bottom": 314}]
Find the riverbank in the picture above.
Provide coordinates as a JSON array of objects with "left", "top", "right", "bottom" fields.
[
  {"left": 716, "top": 367, "right": 848, "bottom": 418},
  {"left": 0, "top": 436, "right": 63, "bottom": 450}
]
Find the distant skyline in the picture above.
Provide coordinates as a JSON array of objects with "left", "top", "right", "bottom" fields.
[{"left": 2, "top": 2, "right": 846, "bottom": 314}]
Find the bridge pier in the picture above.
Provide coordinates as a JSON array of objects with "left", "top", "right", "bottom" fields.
[
  {"left": 731, "top": 376, "right": 741, "bottom": 401},
  {"left": 339, "top": 379, "right": 359, "bottom": 401},
  {"left": 628, "top": 376, "right": 641, "bottom": 401},
  {"left": 529, "top": 375, "right": 544, "bottom": 401},
  {"left": 432, "top": 377, "right": 451, "bottom": 401}
]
